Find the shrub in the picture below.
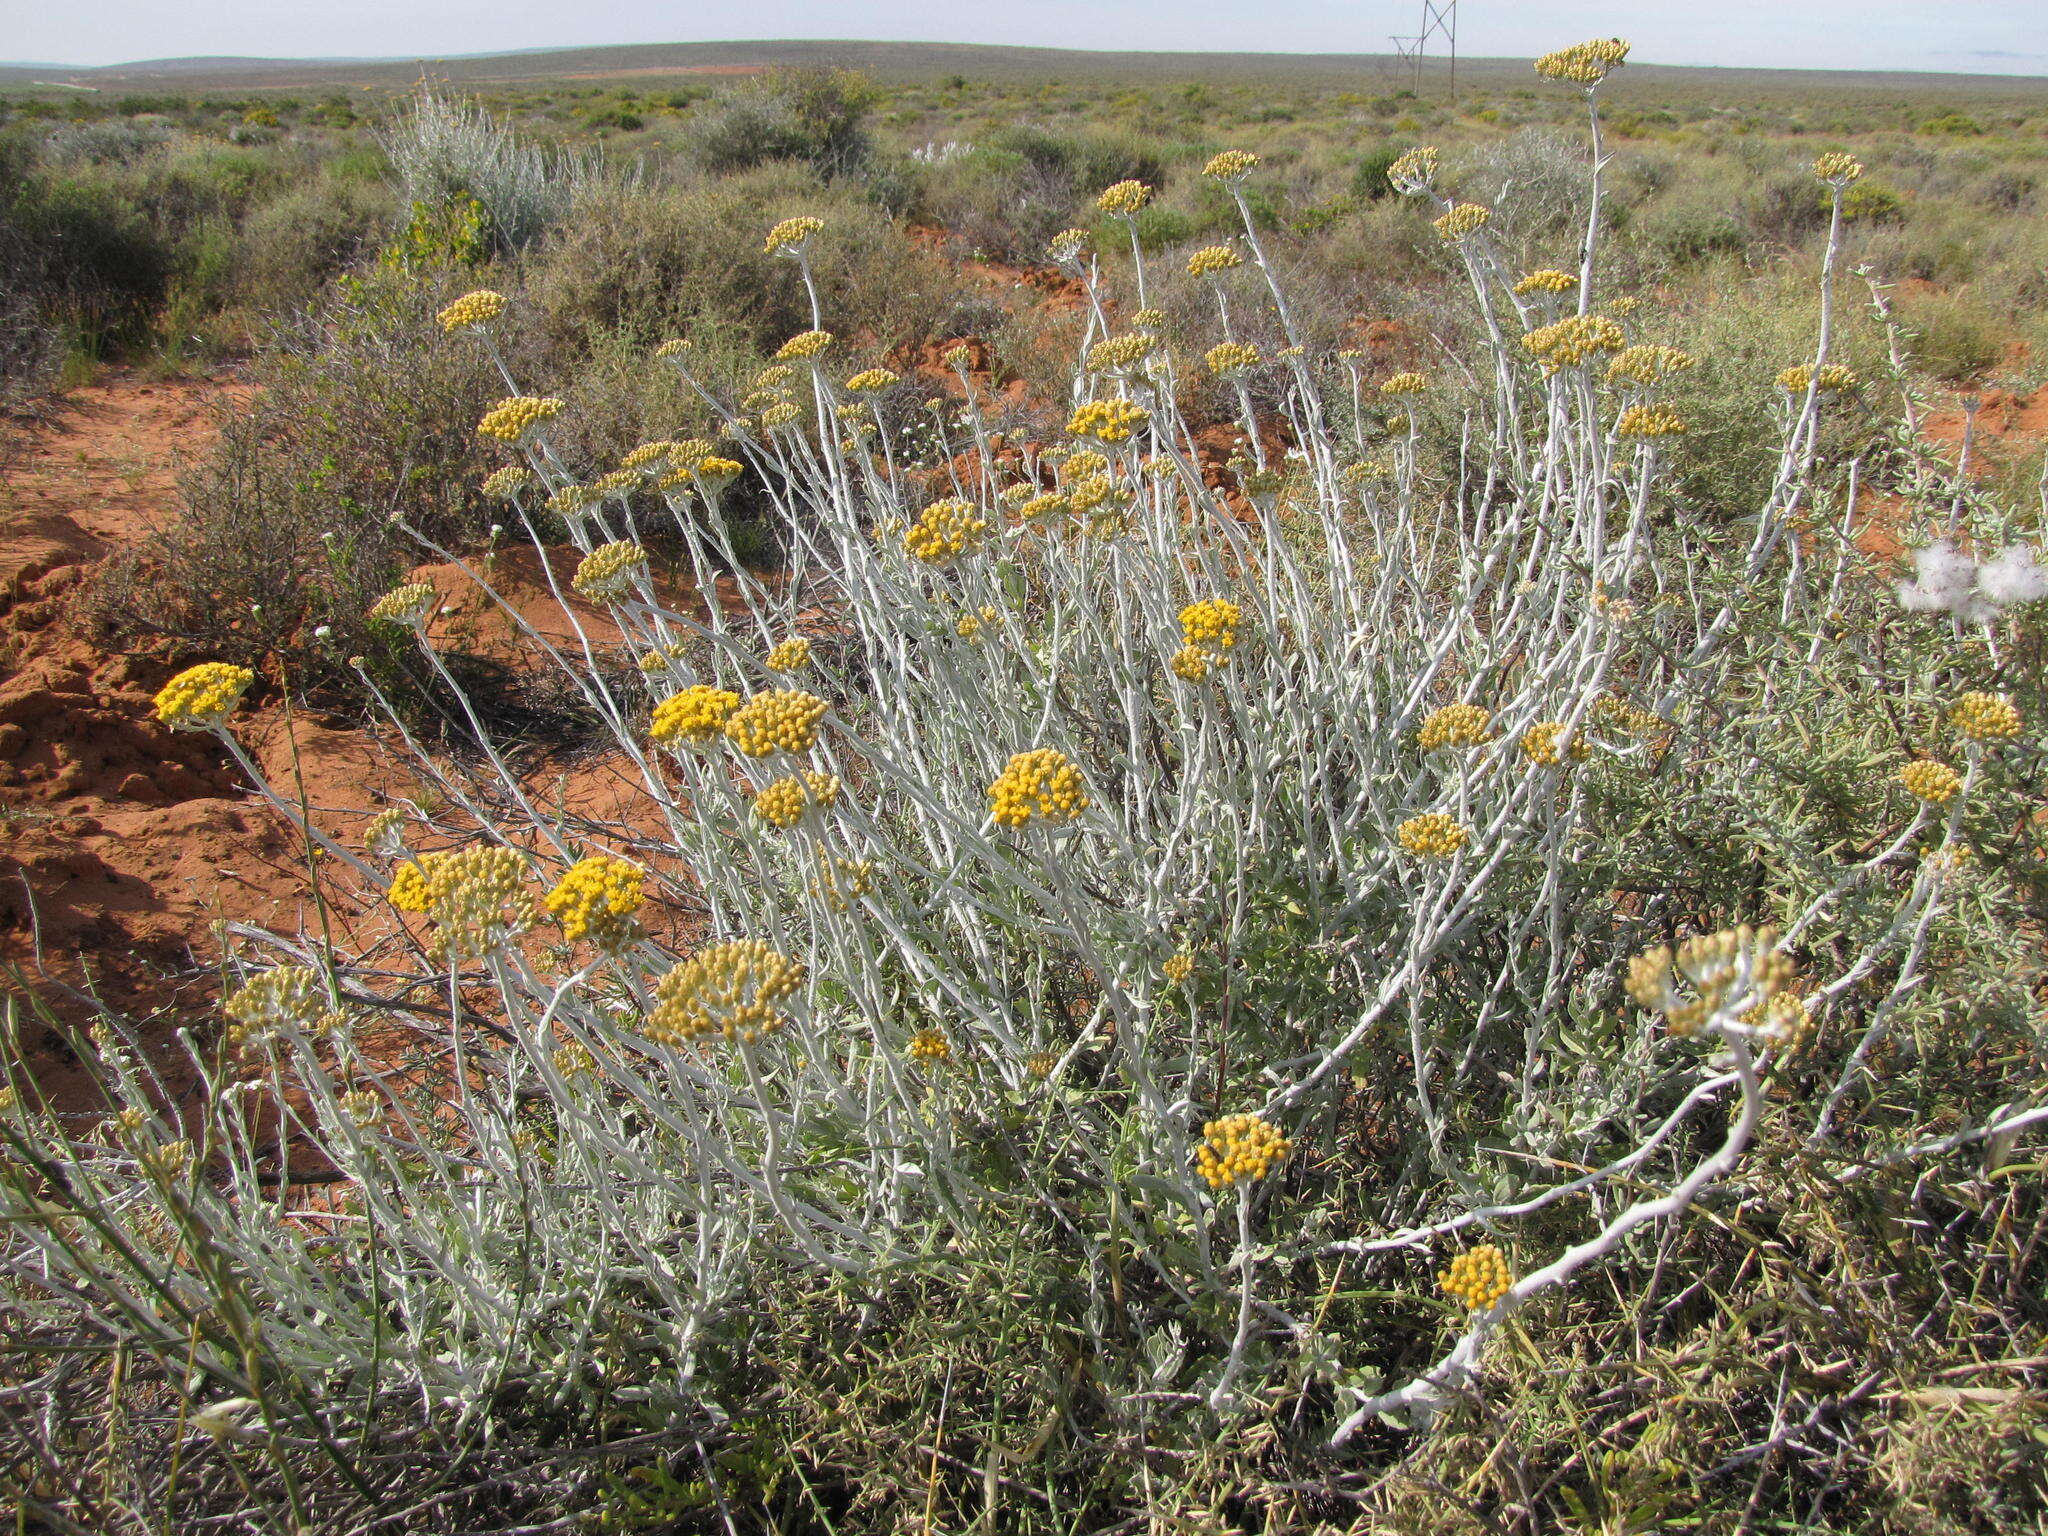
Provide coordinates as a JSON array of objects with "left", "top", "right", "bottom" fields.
[
  {"left": 1902, "top": 289, "right": 2005, "bottom": 381},
  {"left": 686, "top": 68, "right": 877, "bottom": 180}
]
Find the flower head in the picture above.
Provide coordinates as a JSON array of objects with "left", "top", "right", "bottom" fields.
[
  {"left": 908, "top": 1026, "right": 952, "bottom": 1064},
  {"left": 1950, "top": 691, "right": 2021, "bottom": 742},
  {"left": 1607, "top": 345, "right": 1696, "bottom": 388},
  {"left": 1087, "top": 333, "right": 1157, "bottom": 374},
  {"left": 1096, "top": 180, "right": 1152, "bottom": 216},
  {"left": 1776, "top": 363, "right": 1858, "bottom": 393},
  {"left": 476, "top": 396, "right": 563, "bottom": 445},
  {"left": 1535, "top": 37, "right": 1630, "bottom": 86},
  {"left": 1523, "top": 315, "right": 1626, "bottom": 373},
  {"left": 1196, "top": 1113, "right": 1291, "bottom": 1189},
  {"left": 844, "top": 367, "right": 900, "bottom": 393},
  {"left": 1813, "top": 152, "right": 1864, "bottom": 186},
  {"left": 751, "top": 771, "right": 841, "bottom": 830},
  {"left": 1067, "top": 399, "right": 1151, "bottom": 445},
  {"left": 651, "top": 684, "right": 741, "bottom": 748},
  {"left": 1202, "top": 149, "right": 1259, "bottom": 181},
  {"left": 154, "top": 663, "right": 256, "bottom": 732},
  {"left": 904, "top": 498, "right": 992, "bottom": 565},
  {"left": 571, "top": 541, "right": 650, "bottom": 604},
  {"left": 1179, "top": 597, "right": 1243, "bottom": 655},
  {"left": 1398, "top": 813, "right": 1470, "bottom": 859},
  {"left": 1514, "top": 268, "right": 1577, "bottom": 295},
  {"left": 1386, "top": 146, "right": 1440, "bottom": 194},
  {"left": 1440, "top": 1245, "right": 1514, "bottom": 1310},
  {"left": 989, "top": 748, "right": 1089, "bottom": 828},
  {"left": 765, "top": 637, "right": 811, "bottom": 672},
  {"left": 1047, "top": 227, "right": 1092, "bottom": 263},
  {"left": 1187, "top": 244, "right": 1245, "bottom": 278},
  {"left": 1433, "top": 203, "right": 1491, "bottom": 242},
  {"left": 724, "top": 689, "right": 829, "bottom": 757},
  {"left": 1625, "top": 924, "right": 1795, "bottom": 1038},
  {"left": 646, "top": 939, "right": 804, "bottom": 1046},
  {"left": 543, "top": 855, "right": 645, "bottom": 949},
  {"left": 1205, "top": 341, "right": 1261, "bottom": 377},
  {"left": 1615, "top": 403, "right": 1687, "bottom": 439},
  {"left": 1898, "top": 759, "right": 1961, "bottom": 805},
  {"left": 388, "top": 845, "right": 533, "bottom": 960},
  {"left": 437, "top": 289, "right": 506, "bottom": 332},
  {"left": 1380, "top": 371, "right": 1428, "bottom": 396},
  {"left": 775, "top": 329, "right": 834, "bottom": 362},
  {"left": 764, "top": 215, "right": 824, "bottom": 254},
  {"left": 1418, "top": 703, "right": 1492, "bottom": 751}
]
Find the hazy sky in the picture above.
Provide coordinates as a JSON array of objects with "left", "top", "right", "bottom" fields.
[{"left": 15, "top": 0, "right": 2047, "bottom": 76}]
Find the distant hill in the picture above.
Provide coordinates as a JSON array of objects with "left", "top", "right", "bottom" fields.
[{"left": 3, "top": 39, "right": 2045, "bottom": 98}]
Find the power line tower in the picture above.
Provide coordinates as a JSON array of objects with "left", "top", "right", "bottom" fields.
[{"left": 1388, "top": 0, "right": 1458, "bottom": 94}]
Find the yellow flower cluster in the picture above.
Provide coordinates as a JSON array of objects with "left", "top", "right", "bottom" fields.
[
  {"left": 547, "top": 484, "right": 599, "bottom": 518},
  {"left": 908, "top": 1026, "right": 952, "bottom": 1063},
  {"left": 1187, "top": 244, "right": 1245, "bottom": 278},
  {"left": 437, "top": 289, "right": 507, "bottom": 332},
  {"left": 989, "top": 748, "right": 1089, "bottom": 828},
  {"left": 1520, "top": 721, "right": 1588, "bottom": 767},
  {"left": 1522, "top": 315, "right": 1627, "bottom": 372},
  {"left": 1607, "top": 345, "right": 1697, "bottom": 387},
  {"left": 1627, "top": 924, "right": 1795, "bottom": 1037},
  {"left": 844, "top": 367, "right": 900, "bottom": 393},
  {"left": 654, "top": 338, "right": 689, "bottom": 358},
  {"left": 363, "top": 806, "right": 408, "bottom": 857},
  {"left": 1813, "top": 152, "right": 1865, "bottom": 185},
  {"left": 1203, "top": 149, "right": 1259, "bottom": 180},
  {"left": 476, "top": 396, "right": 563, "bottom": 444},
  {"left": 619, "top": 440, "right": 672, "bottom": 472},
  {"left": 760, "top": 401, "right": 802, "bottom": 430},
  {"left": 765, "top": 637, "right": 811, "bottom": 672},
  {"left": 1514, "top": 268, "right": 1577, "bottom": 295},
  {"left": 775, "top": 329, "right": 834, "bottom": 362},
  {"left": 692, "top": 456, "right": 744, "bottom": 493},
  {"left": 1068, "top": 399, "right": 1151, "bottom": 444},
  {"left": 1418, "top": 702, "right": 1492, "bottom": 751},
  {"left": 1087, "top": 333, "right": 1156, "bottom": 373},
  {"left": 955, "top": 605, "right": 998, "bottom": 640},
  {"left": 1398, "top": 813, "right": 1471, "bottom": 859},
  {"left": 1950, "top": 692, "right": 2021, "bottom": 742},
  {"left": 388, "top": 845, "right": 533, "bottom": 958},
  {"left": 1776, "top": 363, "right": 1859, "bottom": 393},
  {"left": 1015, "top": 491, "right": 1071, "bottom": 522},
  {"left": 224, "top": 966, "right": 325, "bottom": 1046},
  {"left": 1163, "top": 950, "right": 1195, "bottom": 984},
  {"left": 904, "top": 498, "right": 992, "bottom": 565},
  {"left": 1387, "top": 146, "right": 1440, "bottom": 191},
  {"left": 571, "top": 541, "right": 650, "bottom": 603},
  {"left": 366, "top": 581, "right": 438, "bottom": 627},
  {"left": 1440, "top": 1245, "right": 1514, "bottom": 1310},
  {"left": 1180, "top": 597, "right": 1243, "bottom": 656},
  {"left": 764, "top": 215, "right": 824, "bottom": 253},
  {"left": 1133, "top": 307, "right": 1166, "bottom": 330},
  {"left": 752, "top": 771, "right": 841, "bottom": 829},
  {"left": 1433, "top": 203, "right": 1491, "bottom": 242},
  {"left": 1047, "top": 227, "right": 1091, "bottom": 262},
  {"left": 1204, "top": 341, "right": 1262, "bottom": 376},
  {"left": 1615, "top": 403, "right": 1688, "bottom": 438},
  {"left": 1062, "top": 449, "right": 1110, "bottom": 480},
  {"left": 1195, "top": 1113, "right": 1291, "bottom": 1190},
  {"left": 651, "top": 684, "right": 741, "bottom": 747},
  {"left": 810, "top": 854, "right": 874, "bottom": 911},
  {"left": 1898, "top": 759, "right": 1961, "bottom": 805},
  {"left": 1170, "top": 646, "right": 1215, "bottom": 682},
  {"left": 1379, "top": 372, "right": 1428, "bottom": 396},
  {"left": 1096, "top": 180, "right": 1152, "bottom": 215},
  {"left": 482, "top": 464, "right": 533, "bottom": 498},
  {"left": 646, "top": 939, "right": 805, "bottom": 1046},
  {"left": 1026, "top": 1050, "right": 1057, "bottom": 1080},
  {"left": 154, "top": 662, "right": 256, "bottom": 732},
  {"left": 724, "top": 689, "right": 829, "bottom": 757},
  {"left": 542, "top": 854, "right": 645, "bottom": 948},
  {"left": 1535, "top": 36, "right": 1630, "bottom": 85}
]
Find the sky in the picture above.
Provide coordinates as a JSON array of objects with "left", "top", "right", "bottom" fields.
[{"left": 12, "top": 0, "right": 2047, "bottom": 76}]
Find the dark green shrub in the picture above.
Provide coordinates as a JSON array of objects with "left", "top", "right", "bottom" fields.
[
  {"left": 687, "top": 69, "right": 876, "bottom": 179},
  {"left": 1353, "top": 144, "right": 1407, "bottom": 201}
]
